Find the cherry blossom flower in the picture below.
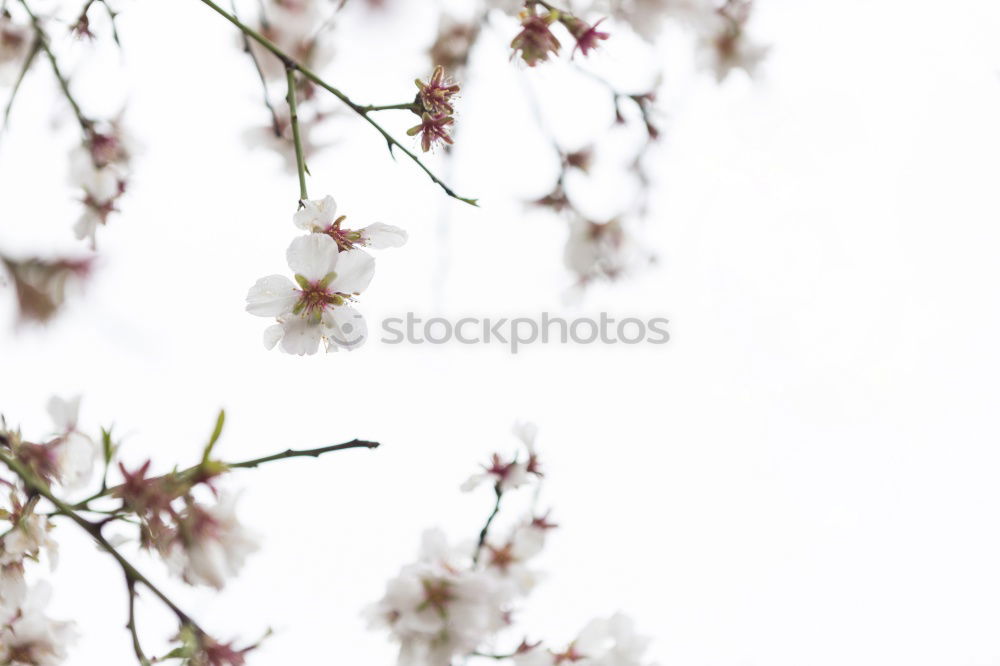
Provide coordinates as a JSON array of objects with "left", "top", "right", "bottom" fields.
[
  {"left": 0, "top": 255, "right": 92, "bottom": 324},
  {"left": 563, "top": 218, "right": 647, "bottom": 285},
  {"left": 515, "top": 614, "right": 653, "bottom": 666},
  {"left": 69, "top": 123, "right": 133, "bottom": 246},
  {"left": 564, "top": 17, "right": 610, "bottom": 57},
  {"left": 696, "top": 8, "right": 768, "bottom": 82},
  {"left": 429, "top": 17, "right": 479, "bottom": 71},
  {"left": 407, "top": 112, "right": 455, "bottom": 153},
  {"left": 0, "top": 12, "right": 31, "bottom": 84},
  {"left": 293, "top": 196, "right": 408, "bottom": 250},
  {"left": 0, "top": 583, "right": 75, "bottom": 666},
  {"left": 366, "top": 529, "right": 510, "bottom": 666},
  {"left": 416, "top": 66, "right": 461, "bottom": 116},
  {"left": 463, "top": 422, "right": 543, "bottom": 492},
  {"left": 165, "top": 494, "right": 260, "bottom": 590},
  {"left": 45, "top": 395, "right": 97, "bottom": 491},
  {"left": 0, "top": 512, "right": 58, "bottom": 570},
  {"left": 511, "top": 9, "right": 561, "bottom": 67},
  {"left": 246, "top": 234, "right": 376, "bottom": 355}
]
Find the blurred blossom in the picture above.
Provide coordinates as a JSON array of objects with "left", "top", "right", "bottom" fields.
[
  {"left": 0, "top": 583, "right": 75, "bottom": 666},
  {"left": 0, "top": 255, "right": 93, "bottom": 324},
  {"left": 165, "top": 493, "right": 260, "bottom": 590}
]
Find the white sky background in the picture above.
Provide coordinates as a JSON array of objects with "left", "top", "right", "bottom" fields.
[{"left": 3, "top": 0, "right": 1000, "bottom": 664}]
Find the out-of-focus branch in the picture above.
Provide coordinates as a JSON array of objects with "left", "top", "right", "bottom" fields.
[
  {"left": 285, "top": 65, "right": 309, "bottom": 202},
  {"left": 18, "top": 0, "right": 93, "bottom": 135}
]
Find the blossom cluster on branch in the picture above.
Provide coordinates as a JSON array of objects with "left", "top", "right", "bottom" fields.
[
  {"left": 0, "top": 396, "right": 379, "bottom": 665},
  {"left": 368, "top": 423, "right": 655, "bottom": 666}
]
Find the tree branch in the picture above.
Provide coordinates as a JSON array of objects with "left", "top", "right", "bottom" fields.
[
  {"left": 0, "top": 450, "right": 206, "bottom": 638},
  {"left": 194, "top": 0, "right": 478, "bottom": 206}
]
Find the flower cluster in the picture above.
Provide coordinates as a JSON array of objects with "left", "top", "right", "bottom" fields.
[
  {"left": 603, "top": 0, "right": 767, "bottom": 80},
  {"left": 0, "top": 397, "right": 377, "bottom": 665},
  {"left": 0, "top": 397, "right": 98, "bottom": 665},
  {"left": 508, "top": 1, "right": 611, "bottom": 67},
  {"left": 114, "top": 462, "right": 259, "bottom": 590},
  {"left": 70, "top": 119, "right": 134, "bottom": 247},
  {"left": 246, "top": 195, "right": 406, "bottom": 355},
  {"left": 407, "top": 66, "right": 461, "bottom": 153},
  {"left": 368, "top": 424, "right": 654, "bottom": 666},
  {"left": 0, "top": 583, "right": 75, "bottom": 666}
]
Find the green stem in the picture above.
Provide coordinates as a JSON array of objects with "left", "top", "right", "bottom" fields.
[
  {"left": 472, "top": 483, "right": 503, "bottom": 565},
  {"left": 195, "top": 0, "right": 478, "bottom": 206},
  {"left": 285, "top": 66, "right": 309, "bottom": 202},
  {"left": 358, "top": 102, "right": 420, "bottom": 113}
]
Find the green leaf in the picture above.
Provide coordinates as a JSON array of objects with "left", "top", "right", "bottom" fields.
[{"left": 202, "top": 409, "right": 225, "bottom": 463}]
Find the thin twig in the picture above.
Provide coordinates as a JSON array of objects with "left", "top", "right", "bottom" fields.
[
  {"left": 472, "top": 483, "right": 503, "bottom": 565},
  {"left": 227, "top": 439, "right": 380, "bottom": 470},
  {"left": 231, "top": 0, "right": 281, "bottom": 137},
  {"left": 125, "top": 576, "right": 152, "bottom": 666},
  {"left": 72, "top": 438, "right": 380, "bottom": 508},
  {"left": 18, "top": 0, "right": 92, "bottom": 135},
  {"left": 195, "top": 0, "right": 478, "bottom": 206},
  {"left": 285, "top": 65, "right": 309, "bottom": 202},
  {"left": 1, "top": 37, "right": 40, "bottom": 131}
]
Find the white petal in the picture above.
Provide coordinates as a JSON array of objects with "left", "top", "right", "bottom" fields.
[
  {"left": 262, "top": 323, "right": 284, "bottom": 350},
  {"left": 512, "top": 421, "right": 537, "bottom": 448},
  {"left": 73, "top": 212, "right": 99, "bottom": 243},
  {"left": 279, "top": 316, "right": 322, "bottom": 355},
  {"left": 286, "top": 234, "right": 338, "bottom": 282},
  {"left": 361, "top": 222, "right": 408, "bottom": 249},
  {"left": 292, "top": 195, "right": 337, "bottom": 230},
  {"left": 46, "top": 396, "right": 81, "bottom": 431},
  {"left": 323, "top": 306, "right": 367, "bottom": 350},
  {"left": 245, "top": 275, "right": 298, "bottom": 317},
  {"left": 56, "top": 432, "right": 97, "bottom": 490},
  {"left": 328, "top": 249, "right": 375, "bottom": 294}
]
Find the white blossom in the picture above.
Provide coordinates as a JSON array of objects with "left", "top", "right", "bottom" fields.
[
  {"left": 514, "top": 614, "right": 653, "bottom": 666},
  {"left": 247, "top": 234, "right": 375, "bottom": 354},
  {"left": 367, "top": 529, "right": 510, "bottom": 666},
  {"left": 696, "top": 18, "right": 768, "bottom": 82},
  {"left": 0, "top": 583, "right": 75, "bottom": 666},
  {"left": 293, "top": 196, "right": 408, "bottom": 250},
  {"left": 165, "top": 494, "right": 260, "bottom": 590},
  {"left": 45, "top": 395, "right": 97, "bottom": 491},
  {"left": 462, "top": 423, "right": 542, "bottom": 493},
  {"left": 0, "top": 513, "right": 58, "bottom": 569}
]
